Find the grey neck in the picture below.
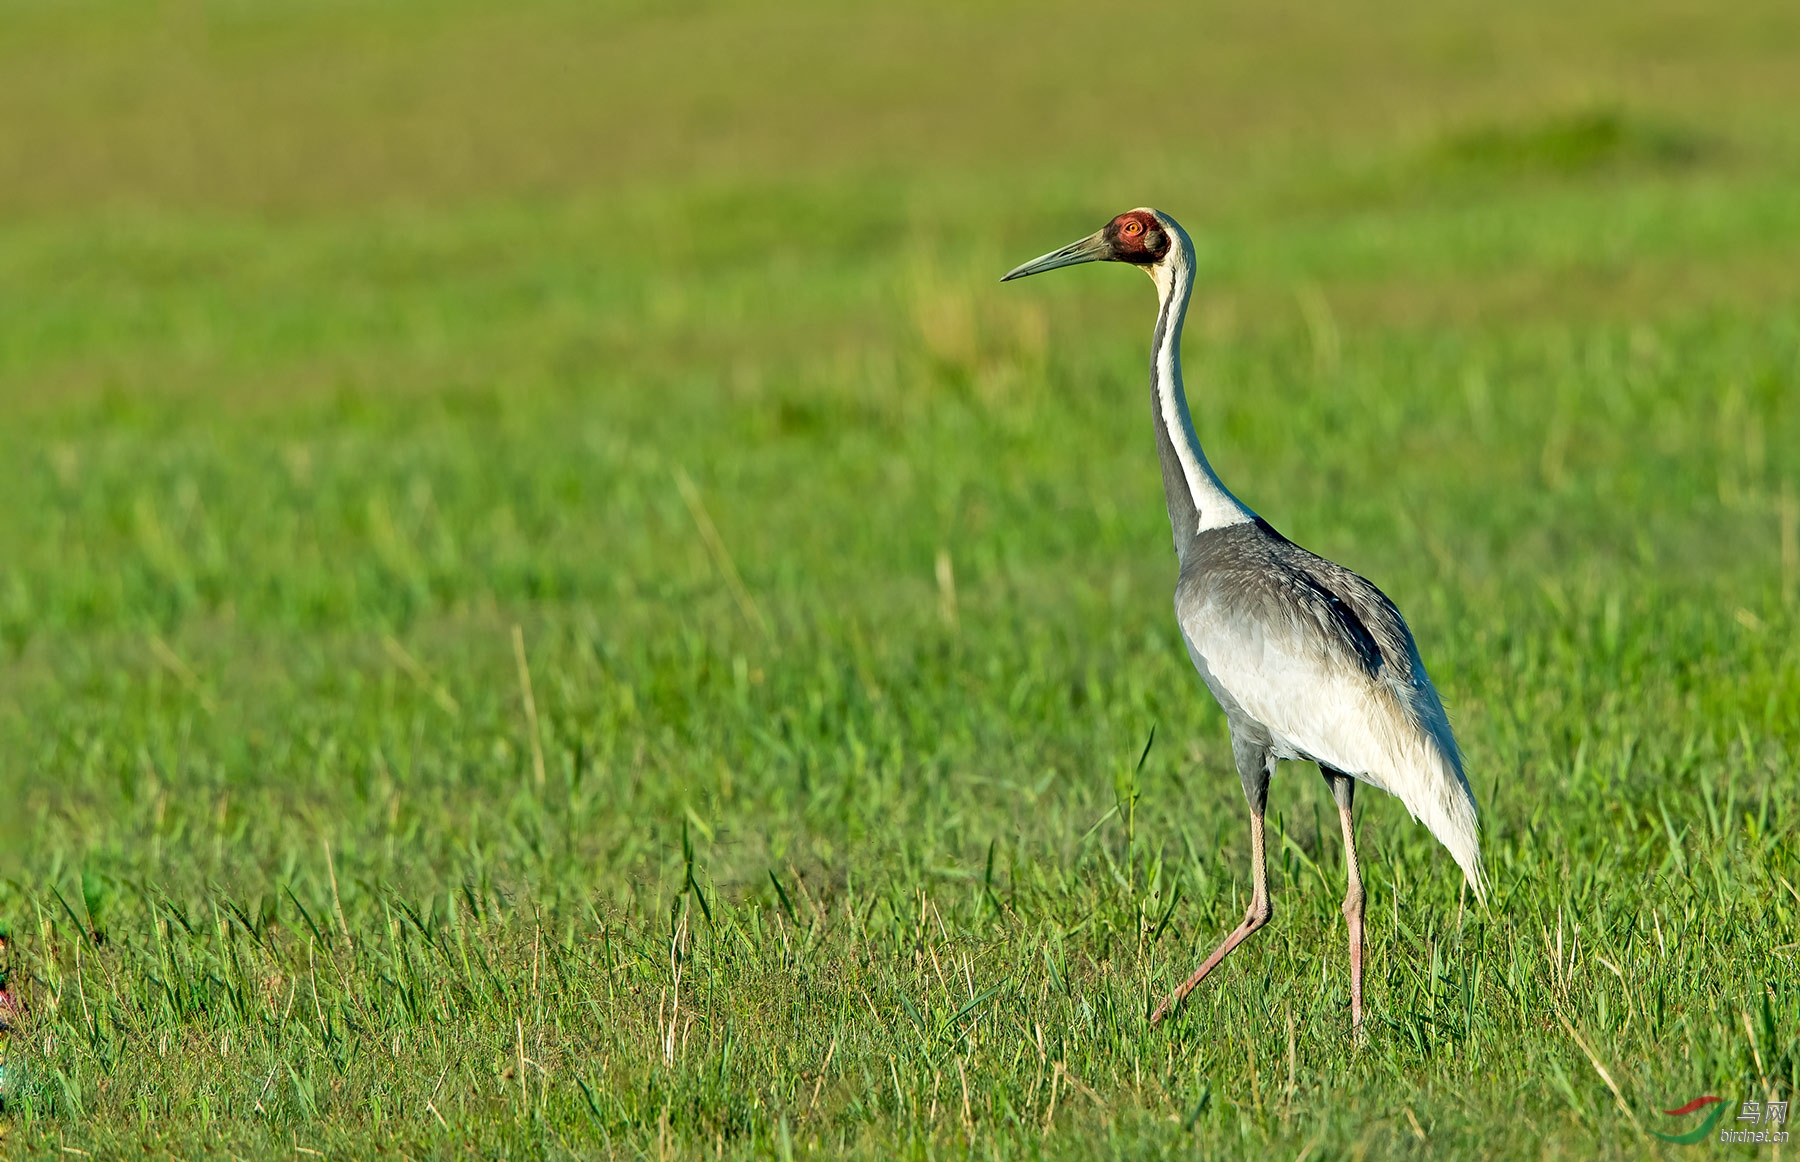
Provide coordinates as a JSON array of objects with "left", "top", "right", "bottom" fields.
[{"left": 1146, "top": 221, "right": 1253, "bottom": 562}]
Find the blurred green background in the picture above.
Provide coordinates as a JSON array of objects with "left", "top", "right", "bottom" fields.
[{"left": 1, "top": 1, "right": 1798, "bottom": 1158}]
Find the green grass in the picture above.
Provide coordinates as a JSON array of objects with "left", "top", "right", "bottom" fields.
[{"left": 3, "top": 1, "right": 1800, "bottom": 1158}]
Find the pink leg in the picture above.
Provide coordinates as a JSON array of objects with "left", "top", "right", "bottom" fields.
[
  {"left": 1151, "top": 812, "right": 1271, "bottom": 1025},
  {"left": 1339, "top": 802, "right": 1366, "bottom": 1031}
]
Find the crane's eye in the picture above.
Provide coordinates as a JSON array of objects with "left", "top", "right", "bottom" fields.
[{"left": 1121, "top": 219, "right": 1144, "bottom": 237}]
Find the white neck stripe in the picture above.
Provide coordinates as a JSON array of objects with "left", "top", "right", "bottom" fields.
[{"left": 1150, "top": 221, "right": 1254, "bottom": 534}]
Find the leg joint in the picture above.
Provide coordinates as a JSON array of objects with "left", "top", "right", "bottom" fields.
[{"left": 1248, "top": 895, "right": 1274, "bottom": 928}]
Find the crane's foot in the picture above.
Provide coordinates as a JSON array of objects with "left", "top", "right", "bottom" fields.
[{"left": 1149, "top": 901, "right": 1272, "bottom": 1025}]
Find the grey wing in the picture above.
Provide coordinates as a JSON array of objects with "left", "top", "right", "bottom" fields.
[
  {"left": 1177, "top": 531, "right": 1485, "bottom": 893},
  {"left": 1176, "top": 548, "right": 1424, "bottom": 786}
]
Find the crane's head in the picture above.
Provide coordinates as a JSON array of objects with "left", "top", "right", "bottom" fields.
[{"left": 999, "top": 209, "right": 1174, "bottom": 283}]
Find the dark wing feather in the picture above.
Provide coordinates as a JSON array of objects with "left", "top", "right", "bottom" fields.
[
  {"left": 1215, "top": 519, "right": 1419, "bottom": 688},
  {"left": 1292, "top": 571, "right": 1383, "bottom": 677}
]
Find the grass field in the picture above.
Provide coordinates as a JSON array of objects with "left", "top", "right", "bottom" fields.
[{"left": 3, "top": 1, "right": 1800, "bottom": 1157}]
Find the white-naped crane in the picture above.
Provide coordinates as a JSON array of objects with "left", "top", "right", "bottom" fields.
[{"left": 1002, "top": 209, "right": 1485, "bottom": 1029}]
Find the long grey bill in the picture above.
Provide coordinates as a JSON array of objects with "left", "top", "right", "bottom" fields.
[{"left": 999, "top": 231, "right": 1109, "bottom": 282}]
